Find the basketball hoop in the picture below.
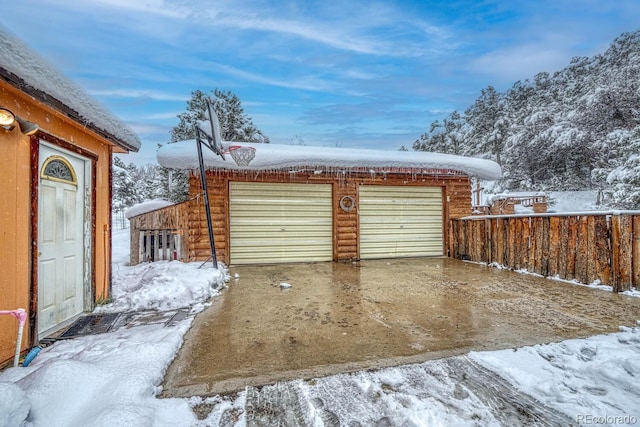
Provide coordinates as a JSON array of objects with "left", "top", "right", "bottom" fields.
[{"left": 227, "top": 145, "right": 256, "bottom": 166}]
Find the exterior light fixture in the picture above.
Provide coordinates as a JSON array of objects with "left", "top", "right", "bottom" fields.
[
  {"left": 0, "top": 107, "right": 39, "bottom": 135},
  {"left": 0, "top": 107, "right": 16, "bottom": 128},
  {"left": 16, "top": 117, "right": 39, "bottom": 136}
]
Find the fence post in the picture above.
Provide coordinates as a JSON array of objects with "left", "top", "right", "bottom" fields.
[
  {"left": 575, "top": 216, "right": 589, "bottom": 284},
  {"left": 633, "top": 216, "right": 640, "bottom": 287},
  {"left": 619, "top": 215, "right": 633, "bottom": 291},
  {"left": 611, "top": 214, "right": 622, "bottom": 292},
  {"left": 606, "top": 214, "right": 634, "bottom": 291},
  {"left": 594, "top": 215, "right": 611, "bottom": 286},
  {"left": 484, "top": 218, "right": 492, "bottom": 264}
]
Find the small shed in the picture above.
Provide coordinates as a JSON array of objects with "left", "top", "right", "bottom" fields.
[
  {"left": 487, "top": 192, "right": 547, "bottom": 215},
  {"left": 0, "top": 29, "right": 140, "bottom": 365},
  {"left": 130, "top": 142, "right": 501, "bottom": 266}
]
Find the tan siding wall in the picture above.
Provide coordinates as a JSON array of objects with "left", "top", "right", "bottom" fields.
[
  {"left": 0, "top": 82, "right": 122, "bottom": 365},
  {"left": 0, "top": 115, "right": 31, "bottom": 366},
  {"left": 180, "top": 171, "right": 470, "bottom": 264}
]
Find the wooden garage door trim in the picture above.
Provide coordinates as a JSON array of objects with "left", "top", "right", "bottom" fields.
[
  {"left": 229, "top": 182, "right": 333, "bottom": 264},
  {"left": 359, "top": 185, "right": 443, "bottom": 259}
]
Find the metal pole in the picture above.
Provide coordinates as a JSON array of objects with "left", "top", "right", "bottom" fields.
[
  {"left": 195, "top": 128, "right": 218, "bottom": 269},
  {"left": 0, "top": 309, "right": 26, "bottom": 367}
]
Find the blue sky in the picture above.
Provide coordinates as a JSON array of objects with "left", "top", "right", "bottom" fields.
[{"left": 3, "top": 0, "right": 640, "bottom": 164}]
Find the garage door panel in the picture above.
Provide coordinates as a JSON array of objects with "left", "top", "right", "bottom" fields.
[
  {"left": 230, "top": 233, "right": 332, "bottom": 242},
  {"left": 362, "top": 229, "right": 442, "bottom": 237},
  {"left": 361, "top": 220, "right": 441, "bottom": 229},
  {"left": 230, "top": 182, "right": 332, "bottom": 264},
  {"left": 232, "top": 240, "right": 332, "bottom": 249},
  {"left": 362, "top": 242, "right": 443, "bottom": 251},
  {"left": 231, "top": 245, "right": 331, "bottom": 264},
  {"left": 359, "top": 185, "right": 443, "bottom": 259}
]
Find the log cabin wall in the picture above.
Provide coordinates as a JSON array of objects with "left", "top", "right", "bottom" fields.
[
  {"left": 450, "top": 213, "right": 640, "bottom": 293},
  {"left": 181, "top": 170, "right": 472, "bottom": 264}
]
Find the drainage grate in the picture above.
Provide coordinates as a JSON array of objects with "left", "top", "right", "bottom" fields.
[
  {"left": 39, "top": 309, "right": 191, "bottom": 345},
  {"left": 57, "top": 313, "right": 121, "bottom": 339}
]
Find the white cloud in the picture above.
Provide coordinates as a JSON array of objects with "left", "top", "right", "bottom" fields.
[
  {"left": 469, "top": 44, "right": 577, "bottom": 83},
  {"left": 141, "top": 111, "right": 183, "bottom": 120},
  {"left": 213, "top": 15, "right": 387, "bottom": 56},
  {"left": 126, "top": 121, "right": 172, "bottom": 135},
  {"left": 89, "top": 89, "right": 188, "bottom": 102},
  {"left": 206, "top": 62, "right": 339, "bottom": 92},
  {"left": 51, "top": 0, "right": 190, "bottom": 19}
]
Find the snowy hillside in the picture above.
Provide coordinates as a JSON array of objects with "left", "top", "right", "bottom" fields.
[{"left": 415, "top": 30, "right": 640, "bottom": 209}]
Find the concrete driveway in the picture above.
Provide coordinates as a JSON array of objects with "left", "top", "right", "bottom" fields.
[{"left": 162, "top": 258, "right": 640, "bottom": 397}]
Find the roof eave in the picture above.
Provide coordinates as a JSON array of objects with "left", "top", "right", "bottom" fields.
[{"left": 0, "top": 67, "right": 139, "bottom": 153}]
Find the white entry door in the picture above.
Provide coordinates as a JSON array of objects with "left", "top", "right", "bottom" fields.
[{"left": 38, "top": 144, "right": 88, "bottom": 336}]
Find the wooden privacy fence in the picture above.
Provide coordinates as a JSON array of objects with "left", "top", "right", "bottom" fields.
[{"left": 449, "top": 212, "right": 640, "bottom": 293}]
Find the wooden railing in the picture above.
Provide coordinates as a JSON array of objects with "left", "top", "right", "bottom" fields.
[{"left": 449, "top": 212, "right": 640, "bottom": 292}]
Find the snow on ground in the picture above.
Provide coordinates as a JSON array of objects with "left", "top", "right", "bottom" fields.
[
  {"left": 0, "top": 321, "right": 196, "bottom": 426},
  {"left": 547, "top": 190, "right": 607, "bottom": 213},
  {"left": 478, "top": 186, "right": 608, "bottom": 214},
  {"left": 508, "top": 190, "right": 607, "bottom": 214},
  {"left": 471, "top": 327, "right": 640, "bottom": 424},
  {"left": 102, "top": 228, "right": 227, "bottom": 314},
  {"left": 0, "top": 228, "right": 228, "bottom": 427},
  {"left": 1, "top": 227, "right": 639, "bottom": 426}
]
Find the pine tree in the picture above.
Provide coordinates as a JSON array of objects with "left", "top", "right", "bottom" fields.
[
  {"left": 413, "top": 111, "right": 466, "bottom": 155},
  {"left": 411, "top": 29, "right": 640, "bottom": 203},
  {"left": 170, "top": 89, "right": 270, "bottom": 143},
  {"left": 112, "top": 156, "right": 147, "bottom": 228},
  {"left": 161, "top": 89, "right": 270, "bottom": 203},
  {"left": 464, "top": 86, "right": 506, "bottom": 165}
]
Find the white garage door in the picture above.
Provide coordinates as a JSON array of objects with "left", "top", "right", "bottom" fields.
[
  {"left": 230, "top": 182, "right": 333, "bottom": 264},
  {"left": 359, "top": 186, "right": 443, "bottom": 259}
]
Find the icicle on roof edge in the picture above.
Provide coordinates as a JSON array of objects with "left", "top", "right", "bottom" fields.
[{"left": 157, "top": 140, "right": 502, "bottom": 180}]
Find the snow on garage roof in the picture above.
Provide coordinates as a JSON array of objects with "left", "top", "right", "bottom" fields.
[
  {"left": 157, "top": 140, "right": 502, "bottom": 180},
  {"left": 0, "top": 27, "right": 140, "bottom": 152}
]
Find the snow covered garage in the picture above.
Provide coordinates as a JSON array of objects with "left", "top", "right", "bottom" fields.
[
  {"left": 150, "top": 142, "right": 501, "bottom": 266},
  {"left": 0, "top": 30, "right": 140, "bottom": 366}
]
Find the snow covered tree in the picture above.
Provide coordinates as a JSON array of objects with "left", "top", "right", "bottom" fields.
[
  {"left": 413, "top": 111, "right": 466, "bottom": 155},
  {"left": 156, "top": 160, "right": 190, "bottom": 204},
  {"left": 600, "top": 128, "right": 640, "bottom": 209},
  {"left": 464, "top": 86, "right": 507, "bottom": 165},
  {"left": 171, "top": 89, "right": 270, "bottom": 143},
  {"left": 112, "top": 157, "right": 147, "bottom": 228},
  {"left": 112, "top": 157, "right": 143, "bottom": 208},
  {"left": 412, "top": 29, "right": 640, "bottom": 203},
  {"left": 413, "top": 119, "right": 446, "bottom": 152},
  {"left": 112, "top": 156, "right": 175, "bottom": 227}
]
